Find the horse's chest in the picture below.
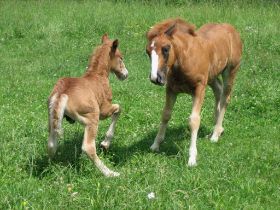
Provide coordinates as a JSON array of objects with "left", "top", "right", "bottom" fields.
[
  {"left": 168, "top": 71, "right": 195, "bottom": 94},
  {"left": 169, "top": 81, "right": 194, "bottom": 94}
]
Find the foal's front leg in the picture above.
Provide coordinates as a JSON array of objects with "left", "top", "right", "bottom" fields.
[
  {"left": 150, "top": 89, "right": 177, "bottom": 152},
  {"left": 100, "top": 104, "right": 121, "bottom": 150},
  {"left": 188, "top": 84, "right": 206, "bottom": 166}
]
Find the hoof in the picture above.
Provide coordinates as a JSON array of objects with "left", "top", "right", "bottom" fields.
[
  {"left": 150, "top": 143, "right": 160, "bottom": 152},
  {"left": 106, "top": 171, "right": 120, "bottom": 177},
  {"left": 188, "top": 158, "right": 197, "bottom": 167},
  {"left": 210, "top": 136, "right": 219, "bottom": 143},
  {"left": 100, "top": 141, "right": 110, "bottom": 150},
  {"left": 209, "top": 128, "right": 224, "bottom": 143}
]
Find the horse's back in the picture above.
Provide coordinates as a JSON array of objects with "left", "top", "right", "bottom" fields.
[
  {"left": 197, "top": 23, "right": 242, "bottom": 65},
  {"left": 49, "top": 77, "right": 98, "bottom": 113}
]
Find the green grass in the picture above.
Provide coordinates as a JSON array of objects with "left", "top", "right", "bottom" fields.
[{"left": 0, "top": 0, "right": 280, "bottom": 209}]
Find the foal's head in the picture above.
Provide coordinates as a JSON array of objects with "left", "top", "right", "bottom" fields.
[
  {"left": 102, "top": 34, "right": 128, "bottom": 80},
  {"left": 146, "top": 25, "right": 178, "bottom": 86}
]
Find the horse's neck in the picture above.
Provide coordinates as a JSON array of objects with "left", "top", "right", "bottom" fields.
[
  {"left": 84, "top": 64, "right": 110, "bottom": 78},
  {"left": 83, "top": 69, "right": 112, "bottom": 101}
]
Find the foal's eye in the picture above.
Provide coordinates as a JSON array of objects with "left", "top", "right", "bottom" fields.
[
  {"left": 146, "top": 48, "right": 151, "bottom": 57},
  {"left": 162, "top": 45, "right": 170, "bottom": 56}
]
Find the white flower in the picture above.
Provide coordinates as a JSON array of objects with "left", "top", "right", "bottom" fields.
[{"left": 147, "top": 192, "right": 155, "bottom": 199}]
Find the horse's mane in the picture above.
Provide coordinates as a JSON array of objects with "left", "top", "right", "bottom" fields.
[
  {"left": 146, "top": 18, "right": 196, "bottom": 41},
  {"left": 85, "top": 43, "right": 111, "bottom": 76}
]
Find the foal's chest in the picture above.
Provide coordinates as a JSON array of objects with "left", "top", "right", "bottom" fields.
[{"left": 168, "top": 69, "right": 196, "bottom": 94}]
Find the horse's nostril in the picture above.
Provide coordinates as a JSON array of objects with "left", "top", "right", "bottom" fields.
[{"left": 157, "top": 74, "right": 162, "bottom": 81}]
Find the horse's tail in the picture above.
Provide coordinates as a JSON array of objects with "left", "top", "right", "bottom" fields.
[
  {"left": 48, "top": 93, "right": 68, "bottom": 137},
  {"left": 47, "top": 93, "right": 68, "bottom": 157}
]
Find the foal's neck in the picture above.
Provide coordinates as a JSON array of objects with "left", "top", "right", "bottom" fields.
[
  {"left": 84, "top": 65, "right": 110, "bottom": 78},
  {"left": 83, "top": 47, "right": 111, "bottom": 79}
]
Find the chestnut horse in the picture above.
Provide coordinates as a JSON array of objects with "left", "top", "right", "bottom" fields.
[
  {"left": 146, "top": 18, "right": 242, "bottom": 166},
  {"left": 48, "top": 34, "right": 128, "bottom": 177}
]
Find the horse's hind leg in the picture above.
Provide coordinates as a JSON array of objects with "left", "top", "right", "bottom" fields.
[
  {"left": 150, "top": 89, "right": 177, "bottom": 152},
  {"left": 209, "top": 77, "right": 224, "bottom": 141},
  {"left": 82, "top": 113, "right": 119, "bottom": 177},
  {"left": 210, "top": 63, "right": 240, "bottom": 142},
  {"left": 101, "top": 104, "right": 121, "bottom": 150}
]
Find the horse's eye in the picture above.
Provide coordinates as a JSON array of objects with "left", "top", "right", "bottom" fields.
[
  {"left": 162, "top": 45, "right": 170, "bottom": 56},
  {"left": 146, "top": 48, "right": 151, "bottom": 58},
  {"left": 161, "top": 45, "right": 170, "bottom": 56}
]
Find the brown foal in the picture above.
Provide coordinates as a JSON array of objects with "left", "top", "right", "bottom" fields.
[
  {"left": 146, "top": 18, "right": 242, "bottom": 166},
  {"left": 48, "top": 34, "right": 128, "bottom": 177}
]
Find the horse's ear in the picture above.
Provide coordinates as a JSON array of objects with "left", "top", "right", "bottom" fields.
[
  {"left": 111, "top": 39, "right": 119, "bottom": 53},
  {"left": 102, "top": 33, "right": 109, "bottom": 43},
  {"left": 165, "top": 24, "right": 176, "bottom": 37},
  {"left": 188, "top": 25, "right": 197, "bottom": 36}
]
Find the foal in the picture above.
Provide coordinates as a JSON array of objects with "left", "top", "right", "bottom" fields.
[
  {"left": 146, "top": 18, "right": 242, "bottom": 166},
  {"left": 48, "top": 34, "right": 128, "bottom": 177}
]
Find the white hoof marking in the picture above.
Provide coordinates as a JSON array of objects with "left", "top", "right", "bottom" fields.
[
  {"left": 150, "top": 143, "right": 160, "bottom": 152},
  {"left": 188, "top": 157, "right": 197, "bottom": 167}
]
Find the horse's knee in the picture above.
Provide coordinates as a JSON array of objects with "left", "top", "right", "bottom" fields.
[
  {"left": 162, "top": 109, "right": 171, "bottom": 123},
  {"left": 189, "top": 113, "right": 200, "bottom": 130},
  {"left": 113, "top": 104, "right": 121, "bottom": 114}
]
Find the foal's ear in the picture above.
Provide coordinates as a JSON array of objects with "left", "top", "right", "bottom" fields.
[
  {"left": 111, "top": 39, "right": 119, "bottom": 52},
  {"left": 165, "top": 24, "right": 176, "bottom": 37},
  {"left": 102, "top": 33, "right": 109, "bottom": 43}
]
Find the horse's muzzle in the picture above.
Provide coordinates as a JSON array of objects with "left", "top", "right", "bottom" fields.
[
  {"left": 150, "top": 73, "right": 165, "bottom": 86},
  {"left": 116, "top": 68, "right": 128, "bottom": 81}
]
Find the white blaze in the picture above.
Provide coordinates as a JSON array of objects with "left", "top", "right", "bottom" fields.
[{"left": 150, "top": 41, "right": 158, "bottom": 81}]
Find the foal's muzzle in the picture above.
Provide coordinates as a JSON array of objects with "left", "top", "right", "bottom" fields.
[
  {"left": 150, "top": 72, "right": 165, "bottom": 86},
  {"left": 117, "top": 68, "right": 128, "bottom": 80}
]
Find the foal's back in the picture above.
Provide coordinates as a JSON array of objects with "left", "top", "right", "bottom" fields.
[{"left": 197, "top": 23, "right": 242, "bottom": 66}]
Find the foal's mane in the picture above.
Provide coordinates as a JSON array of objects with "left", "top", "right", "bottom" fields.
[
  {"left": 146, "top": 18, "right": 196, "bottom": 41},
  {"left": 85, "top": 42, "right": 112, "bottom": 76}
]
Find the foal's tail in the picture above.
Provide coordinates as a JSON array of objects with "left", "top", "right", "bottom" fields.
[{"left": 48, "top": 93, "right": 68, "bottom": 139}]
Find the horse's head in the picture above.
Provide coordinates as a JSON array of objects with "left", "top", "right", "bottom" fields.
[
  {"left": 102, "top": 34, "right": 128, "bottom": 80},
  {"left": 146, "top": 25, "right": 177, "bottom": 86}
]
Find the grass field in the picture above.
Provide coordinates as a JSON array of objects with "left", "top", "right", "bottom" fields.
[{"left": 0, "top": 0, "right": 280, "bottom": 209}]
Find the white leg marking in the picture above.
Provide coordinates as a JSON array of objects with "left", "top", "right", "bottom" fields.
[
  {"left": 188, "top": 112, "right": 200, "bottom": 166},
  {"left": 211, "top": 70, "right": 230, "bottom": 143},
  {"left": 101, "top": 111, "right": 119, "bottom": 150},
  {"left": 94, "top": 158, "right": 120, "bottom": 177},
  {"left": 150, "top": 123, "right": 167, "bottom": 152},
  {"left": 150, "top": 41, "right": 159, "bottom": 81},
  {"left": 210, "top": 95, "right": 226, "bottom": 143}
]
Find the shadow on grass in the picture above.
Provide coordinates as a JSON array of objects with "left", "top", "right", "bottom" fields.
[
  {"left": 29, "top": 132, "right": 83, "bottom": 179},
  {"left": 28, "top": 124, "right": 210, "bottom": 178},
  {"left": 109, "top": 124, "right": 211, "bottom": 166}
]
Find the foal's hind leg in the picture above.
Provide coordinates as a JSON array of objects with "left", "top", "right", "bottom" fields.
[
  {"left": 210, "top": 64, "right": 240, "bottom": 142},
  {"left": 150, "top": 89, "right": 177, "bottom": 152},
  {"left": 101, "top": 104, "right": 121, "bottom": 150},
  {"left": 209, "top": 77, "right": 224, "bottom": 141},
  {"left": 82, "top": 113, "right": 119, "bottom": 177}
]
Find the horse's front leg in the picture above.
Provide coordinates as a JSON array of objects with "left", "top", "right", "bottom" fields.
[
  {"left": 188, "top": 84, "right": 206, "bottom": 166},
  {"left": 150, "top": 89, "right": 177, "bottom": 152},
  {"left": 100, "top": 104, "right": 121, "bottom": 150}
]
